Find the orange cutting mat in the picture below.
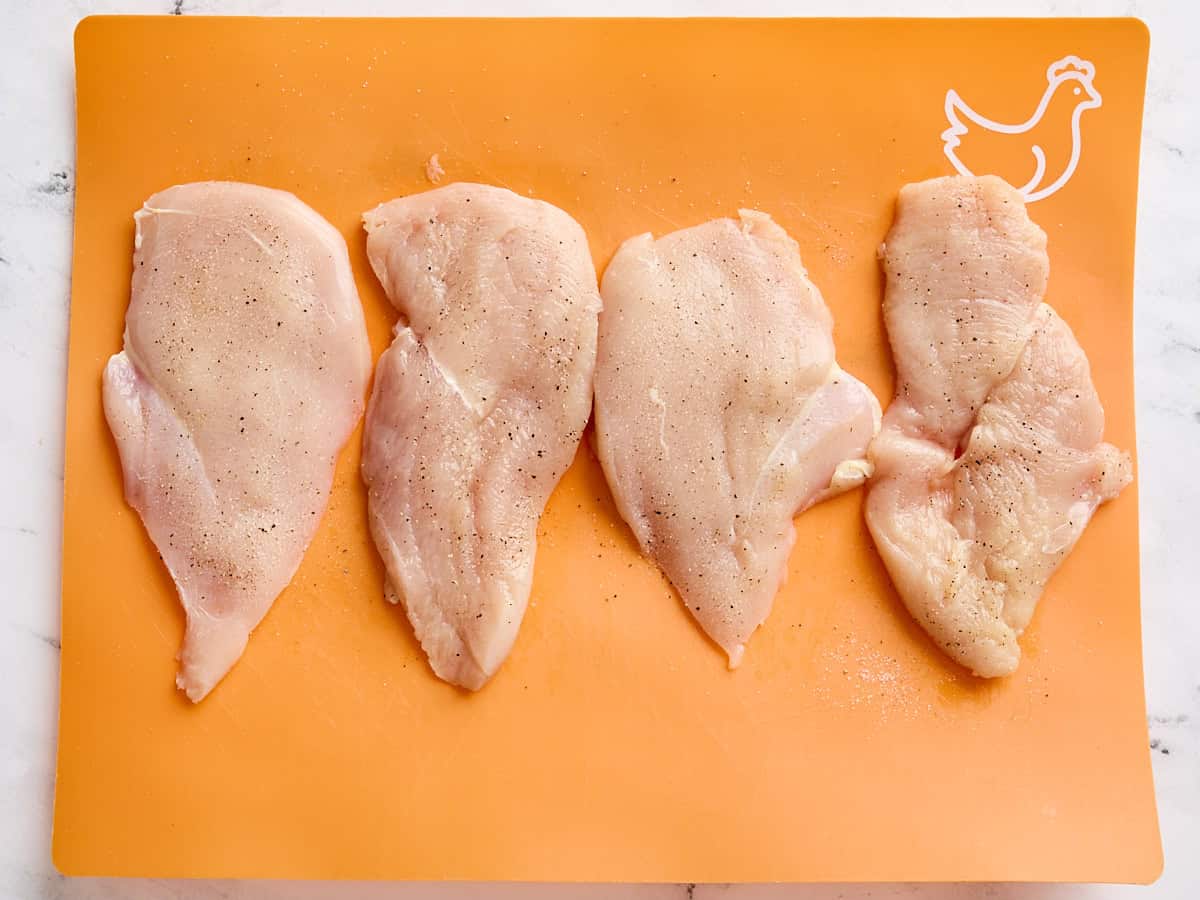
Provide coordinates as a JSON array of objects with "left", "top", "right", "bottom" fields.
[{"left": 57, "top": 16, "right": 1157, "bottom": 882}]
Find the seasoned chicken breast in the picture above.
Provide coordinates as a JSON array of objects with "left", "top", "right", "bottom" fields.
[
  {"left": 594, "top": 210, "right": 881, "bottom": 666},
  {"left": 103, "top": 182, "right": 371, "bottom": 701},
  {"left": 866, "top": 175, "right": 1132, "bottom": 676},
  {"left": 361, "top": 183, "right": 601, "bottom": 690}
]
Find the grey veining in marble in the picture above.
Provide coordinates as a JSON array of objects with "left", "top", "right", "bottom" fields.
[{"left": 1, "top": 1, "right": 1196, "bottom": 899}]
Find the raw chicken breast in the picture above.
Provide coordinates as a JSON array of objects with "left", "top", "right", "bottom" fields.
[
  {"left": 866, "top": 175, "right": 1132, "bottom": 677},
  {"left": 103, "top": 182, "right": 371, "bottom": 702},
  {"left": 361, "top": 183, "right": 601, "bottom": 690},
  {"left": 594, "top": 210, "right": 881, "bottom": 665}
]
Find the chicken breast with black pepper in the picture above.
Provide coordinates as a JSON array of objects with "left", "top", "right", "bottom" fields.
[
  {"left": 594, "top": 210, "right": 881, "bottom": 665},
  {"left": 361, "top": 183, "right": 601, "bottom": 690},
  {"left": 103, "top": 181, "right": 371, "bottom": 702},
  {"left": 866, "top": 175, "right": 1132, "bottom": 676}
]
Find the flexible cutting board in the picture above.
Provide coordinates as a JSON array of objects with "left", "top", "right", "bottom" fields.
[{"left": 56, "top": 16, "right": 1158, "bottom": 882}]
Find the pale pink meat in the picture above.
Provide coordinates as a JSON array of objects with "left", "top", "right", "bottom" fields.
[
  {"left": 361, "top": 183, "right": 601, "bottom": 690},
  {"left": 594, "top": 210, "right": 881, "bottom": 665},
  {"left": 866, "top": 175, "right": 1132, "bottom": 676},
  {"left": 103, "top": 181, "right": 371, "bottom": 701}
]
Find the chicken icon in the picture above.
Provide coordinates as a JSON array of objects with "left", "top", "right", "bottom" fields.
[{"left": 942, "top": 55, "right": 1102, "bottom": 202}]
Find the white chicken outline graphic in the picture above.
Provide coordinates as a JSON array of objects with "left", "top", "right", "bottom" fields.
[{"left": 941, "top": 55, "right": 1102, "bottom": 202}]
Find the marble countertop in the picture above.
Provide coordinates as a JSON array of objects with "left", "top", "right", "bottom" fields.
[{"left": 2, "top": 0, "right": 1196, "bottom": 898}]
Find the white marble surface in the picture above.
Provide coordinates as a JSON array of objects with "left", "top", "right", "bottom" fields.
[{"left": 1, "top": 0, "right": 1196, "bottom": 897}]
